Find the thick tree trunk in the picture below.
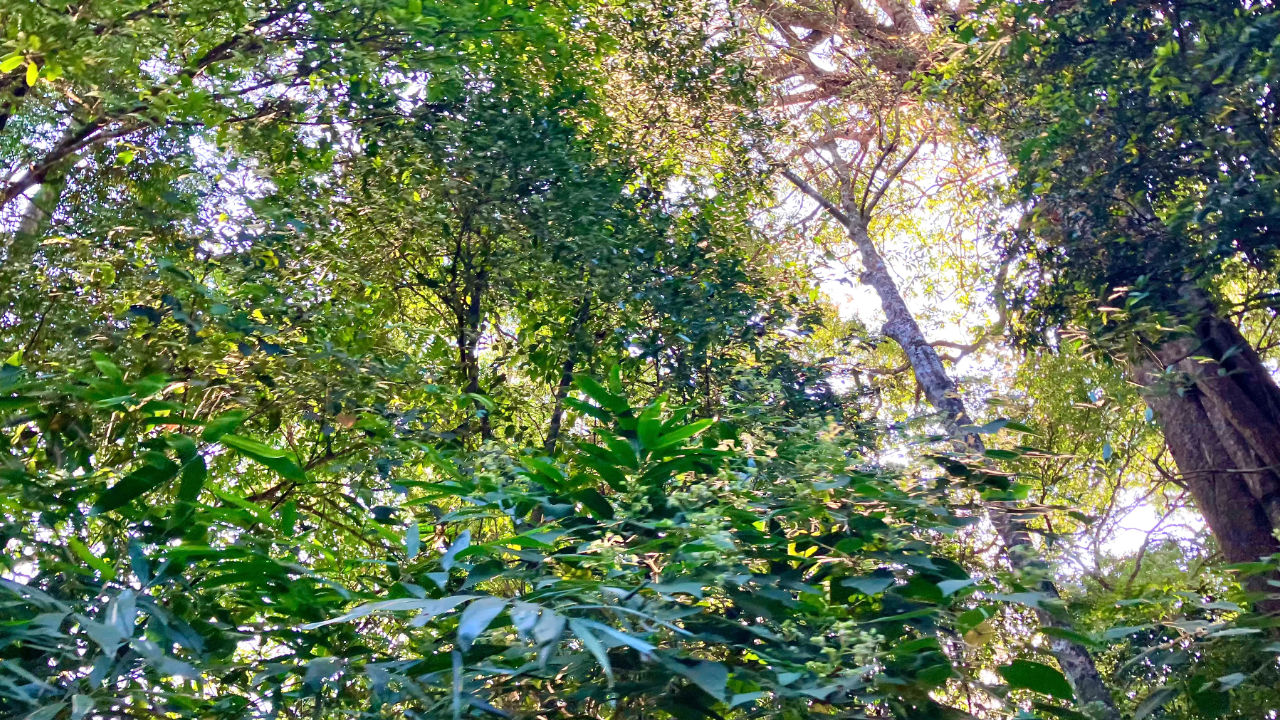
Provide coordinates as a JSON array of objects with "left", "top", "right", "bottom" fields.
[
  {"left": 783, "top": 170, "right": 1118, "bottom": 716},
  {"left": 4, "top": 168, "right": 67, "bottom": 267},
  {"left": 1136, "top": 310, "right": 1280, "bottom": 609}
]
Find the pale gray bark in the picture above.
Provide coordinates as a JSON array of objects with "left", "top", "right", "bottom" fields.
[{"left": 785, "top": 169, "right": 1121, "bottom": 719}]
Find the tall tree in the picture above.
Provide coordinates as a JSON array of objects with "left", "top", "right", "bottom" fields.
[
  {"left": 745, "top": 2, "right": 1121, "bottom": 713},
  {"left": 952, "top": 0, "right": 1280, "bottom": 601}
]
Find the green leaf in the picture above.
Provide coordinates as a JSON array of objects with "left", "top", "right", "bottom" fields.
[
  {"left": 457, "top": 597, "right": 506, "bottom": 651},
  {"left": 568, "top": 618, "right": 613, "bottom": 687},
  {"left": 221, "top": 434, "right": 306, "bottom": 481},
  {"left": 301, "top": 596, "right": 476, "bottom": 629},
  {"left": 177, "top": 455, "right": 207, "bottom": 502},
  {"left": 937, "top": 578, "right": 974, "bottom": 596},
  {"left": 25, "top": 60, "right": 38, "bottom": 86},
  {"left": 1187, "top": 675, "right": 1229, "bottom": 718},
  {"left": 406, "top": 521, "right": 421, "bottom": 560},
  {"left": 1134, "top": 687, "right": 1179, "bottom": 720},
  {"left": 201, "top": 411, "right": 246, "bottom": 441},
  {"left": 24, "top": 702, "right": 66, "bottom": 720},
  {"left": 95, "top": 460, "right": 180, "bottom": 513},
  {"left": 1039, "top": 626, "right": 1102, "bottom": 648},
  {"left": 842, "top": 574, "right": 895, "bottom": 596},
  {"left": 571, "top": 488, "right": 614, "bottom": 519},
  {"left": 441, "top": 530, "right": 470, "bottom": 571},
  {"left": 91, "top": 351, "right": 123, "bottom": 381},
  {"left": 637, "top": 399, "right": 665, "bottom": 449},
  {"left": 67, "top": 538, "right": 116, "bottom": 580},
  {"left": 0, "top": 55, "right": 24, "bottom": 73},
  {"left": 574, "top": 619, "right": 655, "bottom": 653},
  {"left": 574, "top": 375, "right": 629, "bottom": 414},
  {"left": 999, "top": 660, "right": 1074, "bottom": 701},
  {"left": 652, "top": 418, "right": 714, "bottom": 450},
  {"left": 670, "top": 659, "right": 728, "bottom": 701}
]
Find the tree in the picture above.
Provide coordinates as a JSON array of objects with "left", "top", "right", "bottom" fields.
[
  {"left": 743, "top": 2, "right": 1121, "bottom": 713},
  {"left": 950, "top": 0, "right": 1280, "bottom": 600}
]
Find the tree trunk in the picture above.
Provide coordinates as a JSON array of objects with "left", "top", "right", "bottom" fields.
[
  {"left": 5, "top": 168, "right": 67, "bottom": 267},
  {"left": 837, "top": 206, "right": 1120, "bottom": 718},
  {"left": 545, "top": 291, "right": 592, "bottom": 456},
  {"left": 1136, "top": 309, "right": 1280, "bottom": 610},
  {"left": 458, "top": 268, "right": 491, "bottom": 440},
  {"left": 783, "top": 170, "right": 1120, "bottom": 717}
]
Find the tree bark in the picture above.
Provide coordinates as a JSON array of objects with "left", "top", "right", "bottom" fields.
[
  {"left": 842, "top": 208, "right": 1119, "bottom": 719},
  {"left": 458, "top": 267, "right": 491, "bottom": 440},
  {"left": 1135, "top": 309, "right": 1280, "bottom": 610},
  {"left": 544, "top": 291, "right": 592, "bottom": 456},
  {"left": 785, "top": 170, "right": 1121, "bottom": 718},
  {"left": 4, "top": 165, "right": 67, "bottom": 269}
]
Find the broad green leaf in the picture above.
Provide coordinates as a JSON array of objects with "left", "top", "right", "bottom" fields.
[
  {"left": 95, "top": 460, "right": 180, "bottom": 513},
  {"left": 302, "top": 596, "right": 476, "bottom": 629},
  {"left": 177, "top": 455, "right": 207, "bottom": 503},
  {"left": 71, "top": 695, "right": 93, "bottom": 720},
  {"left": 0, "top": 55, "right": 24, "bottom": 73},
  {"left": 574, "top": 375, "right": 628, "bottom": 414},
  {"left": 568, "top": 618, "right": 613, "bottom": 687},
  {"left": 441, "top": 530, "right": 470, "bottom": 571},
  {"left": 1039, "top": 626, "right": 1102, "bottom": 648},
  {"left": 670, "top": 659, "right": 728, "bottom": 701},
  {"left": 221, "top": 434, "right": 306, "bottom": 481},
  {"left": 937, "top": 578, "right": 974, "bottom": 596},
  {"left": 91, "top": 351, "right": 123, "bottom": 381},
  {"left": 456, "top": 596, "right": 506, "bottom": 650},
  {"left": 999, "top": 660, "right": 1074, "bottom": 701},
  {"left": 842, "top": 574, "right": 895, "bottom": 596},
  {"left": 652, "top": 418, "right": 714, "bottom": 450},
  {"left": 406, "top": 521, "right": 421, "bottom": 560},
  {"left": 575, "top": 619, "right": 655, "bottom": 653},
  {"left": 201, "top": 411, "right": 246, "bottom": 441},
  {"left": 571, "top": 488, "right": 614, "bottom": 519},
  {"left": 1134, "top": 687, "right": 1179, "bottom": 720},
  {"left": 636, "top": 397, "right": 666, "bottom": 449},
  {"left": 24, "top": 702, "right": 65, "bottom": 720}
]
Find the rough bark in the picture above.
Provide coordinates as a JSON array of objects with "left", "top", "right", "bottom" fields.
[
  {"left": 1134, "top": 310, "right": 1280, "bottom": 610},
  {"left": 784, "top": 170, "right": 1120, "bottom": 718}
]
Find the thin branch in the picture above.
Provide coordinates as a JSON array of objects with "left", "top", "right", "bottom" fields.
[{"left": 780, "top": 168, "right": 852, "bottom": 227}]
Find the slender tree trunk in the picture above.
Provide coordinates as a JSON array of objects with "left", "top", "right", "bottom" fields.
[
  {"left": 458, "top": 268, "right": 491, "bottom": 440},
  {"left": 838, "top": 203, "right": 1120, "bottom": 719},
  {"left": 545, "top": 291, "right": 592, "bottom": 456},
  {"left": 785, "top": 170, "right": 1120, "bottom": 717}
]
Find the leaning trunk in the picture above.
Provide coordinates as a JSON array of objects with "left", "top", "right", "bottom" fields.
[{"left": 838, "top": 202, "right": 1121, "bottom": 718}]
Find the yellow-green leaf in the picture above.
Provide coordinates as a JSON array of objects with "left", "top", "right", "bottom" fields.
[{"left": 67, "top": 538, "right": 116, "bottom": 581}]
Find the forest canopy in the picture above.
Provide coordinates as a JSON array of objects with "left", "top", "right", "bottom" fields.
[{"left": 1, "top": 1, "right": 1278, "bottom": 719}]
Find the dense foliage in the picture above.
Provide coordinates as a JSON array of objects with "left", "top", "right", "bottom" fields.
[{"left": 1, "top": 1, "right": 1278, "bottom": 719}]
